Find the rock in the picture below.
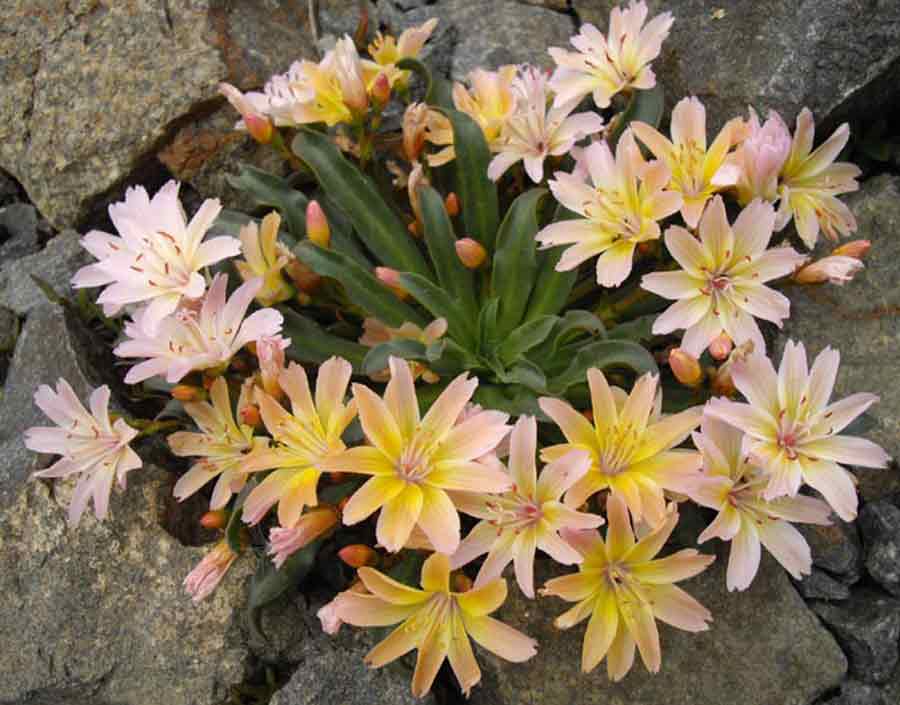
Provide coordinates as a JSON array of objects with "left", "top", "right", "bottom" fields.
[
  {"left": 823, "top": 680, "right": 886, "bottom": 705},
  {"left": 0, "top": 231, "right": 90, "bottom": 316},
  {"left": 571, "top": 1, "right": 900, "bottom": 131},
  {"left": 0, "top": 203, "right": 39, "bottom": 261},
  {"left": 0, "top": 464, "right": 255, "bottom": 705},
  {"left": 779, "top": 175, "right": 900, "bottom": 502},
  {"left": 0, "top": 306, "right": 17, "bottom": 354},
  {"left": 812, "top": 591, "right": 900, "bottom": 684},
  {"left": 395, "top": 0, "right": 575, "bottom": 80},
  {"left": 859, "top": 501, "right": 900, "bottom": 596},
  {"left": 518, "top": 0, "right": 571, "bottom": 9},
  {"left": 794, "top": 569, "right": 852, "bottom": 601},
  {"left": 470, "top": 553, "right": 846, "bottom": 705},
  {"left": 0, "top": 169, "right": 20, "bottom": 206},
  {"left": 798, "top": 521, "right": 863, "bottom": 584}
]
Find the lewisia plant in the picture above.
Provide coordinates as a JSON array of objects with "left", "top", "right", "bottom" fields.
[{"left": 20, "top": 2, "right": 891, "bottom": 699}]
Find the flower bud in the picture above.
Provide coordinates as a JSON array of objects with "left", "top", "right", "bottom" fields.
[
  {"left": 200, "top": 510, "right": 229, "bottom": 530},
  {"left": 171, "top": 384, "right": 204, "bottom": 402},
  {"left": 402, "top": 102, "right": 429, "bottom": 162},
  {"left": 793, "top": 255, "right": 863, "bottom": 285},
  {"left": 445, "top": 192, "right": 460, "bottom": 217},
  {"left": 240, "top": 403, "right": 261, "bottom": 427},
  {"left": 669, "top": 348, "right": 703, "bottom": 387},
  {"left": 286, "top": 260, "right": 322, "bottom": 294},
  {"left": 244, "top": 113, "right": 274, "bottom": 145},
  {"left": 832, "top": 239, "right": 871, "bottom": 259},
  {"left": 455, "top": 238, "right": 487, "bottom": 269},
  {"left": 708, "top": 333, "right": 733, "bottom": 361},
  {"left": 711, "top": 341, "right": 755, "bottom": 396},
  {"left": 375, "top": 267, "right": 408, "bottom": 299},
  {"left": 371, "top": 72, "right": 391, "bottom": 106},
  {"left": 338, "top": 544, "right": 378, "bottom": 568},
  {"left": 219, "top": 82, "right": 273, "bottom": 144},
  {"left": 306, "top": 201, "right": 331, "bottom": 248}
]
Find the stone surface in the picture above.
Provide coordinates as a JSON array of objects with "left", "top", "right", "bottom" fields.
[
  {"left": 812, "top": 591, "right": 900, "bottom": 684},
  {"left": 794, "top": 569, "right": 851, "bottom": 601},
  {"left": 779, "top": 175, "right": 900, "bottom": 502},
  {"left": 0, "top": 306, "right": 17, "bottom": 354},
  {"left": 823, "top": 680, "right": 886, "bottom": 705},
  {"left": 571, "top": 0, "right": 900, "bottom": 131},
  {"left": 0, "top": 464, "right": 255, "bottom": 705},
  {"left": 859, "top": 501, "right": 900, "bottom": 596},
  {"left": 0, "top": 231, "right": 90, "bottom": 316},
  {"left": 470, "top": 553, "right": 846, "bottom": 705},
  {"left": 0, "top": 203, "right": 40, "bottom": 261},
  {"left": 798, "top": 521, "right": 863, "bottom": 584}
]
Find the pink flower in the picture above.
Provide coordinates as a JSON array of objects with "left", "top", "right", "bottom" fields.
[
  {"left": 549, "top": 1, "right": 673, "bottom": 109},
  {"left": 537, "top": 130, "right": 682, "bottom": 287},
  {"left": 450, "top": 416, "right": 603, "bottom": 598},
  {"left": 632, "top": 96, "right": 744, "bottom": 227},
  {"left": 25, "top": 380, "right": 141, "bottom": 527},
  {"left": 488, "top": 66, "right": 605, "bottom": 183},
  {"left": 705, "top": 342, "right": 891, "bottom": 520},
  {"left": 793, "top": 254, "right": 864, "bottom": 285},
  {"left": 256, "top": 334, "right": 290, "bottom": 398},
  {"left": 775, "top": 109, "right": 861, "bottom": 248},
  {"left": 183, "top": 540, "right": 239, "bottom": 602},
  {"left": 728, "top": 108, "right": 792, "bottom": 205},
  {"left": 71, "top": 181, "right": 240, "bottom": 334},
  {"left": 114, "top": 274, "right": 283, "bottom": 384},
  {"left": 642, "top": 197, "right": 807, "bottom": 356},
  {"left": 268, "top": 507, "right": 338, "bottom": 569},
  {"left": 687, "top": 417, "right": 832, "bottom": 591}
]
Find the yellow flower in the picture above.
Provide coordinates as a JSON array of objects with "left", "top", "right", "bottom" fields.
[
  {"left": 234, "top": 212, "right": 294, "bottom": 307},
  {"left": 365, "top": 19, "right": 439, "bottom": 91},
  {"left": 539, "top": 368, "right": 702, "bottom": 527},
  {"left": 543, "top": 495, "right": 713, "bottom": 678},
  {"left": 333, "top": 552, "right": 537, "bottom": 697},
  {"left": 358, "top": 317, "right": 447, "bottom": 383},
  {"left": 240, "top": 357, "right": 357, "bottom": 527},
  {"left": 321, "top": 357, "right": 512, "bottom": 553}
]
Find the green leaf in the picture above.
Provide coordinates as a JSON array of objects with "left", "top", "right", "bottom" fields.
[
  {"left": 396, "top": 57, "right": 433, "bottom": 103},
  {"left": 497, "top": 359, "right": 547, "bottom": 393},
  {"left": 319, "top": 480, "right": 361, "bottom": 505},
  {"left": 607, "top": 314, "right": 657, "bottom": 343},
  {"left": 387, "top": 551, "right": 426, "bottom": 588},
  {"left": 292, "top": 128, "right": 430, "bottom": 277},
  {"left": 524, "top": 204, "right": 580, "bottom": 322},
  {"left": 418, "top": 185, "right": 477, "bottom": 317},
  {"left": 473, "top": 384, "right": 544, "bottom": 418},
  {"left": 608, "top": 84, "right": 665, "bottom": 146},
  {"left": 29, "top": 275, "right": 67, "bottom": 306},
  {"left": 497, "top": 315, "right": 558, "bottom": 365},
  {"left": 443, "top": 108, "right": 500, "bottom": 251},
  {"left": 315, "top": 192, "right": 372, "bottom": 268},
  {"left": 550, "top": 340, "right": 659, "bottom": 394},
  {"left": 362, "top": 339, "right": 429, "bottom": 376},
  {"left": 478, "top": 298, "right": 500, "bottom": 353},
  {"left": 225, "top": 482, "right": 255, "bottom": 554},
  {"left": 280, "top": 308, "right": 369, "bottom": 371},
  {"left": 226, "top": 165, "right": 308, "bottom": 238},
  {"left": 491, "top": 188, "right": 547, "bottom": 335},
  {"left": 397, "top": 272, "right": 476, "bottom": 349},
  {"left": 295, "top": 241, "right": 426, "bottom": 328},
  {"left": 213, "top": 209, "right": 257, "bottom": 239},
  {"left": 428, "top": 77, "right": 455, "bottom": 110}
]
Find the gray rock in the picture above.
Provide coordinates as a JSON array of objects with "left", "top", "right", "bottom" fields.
[
  {"left": 0, "top": 464, "right": 255, "bottom": 705},
  {"left": 823, "top": 680, "right": 886, "bottom": 705},
  {"left": 571, "top": 0, "right": 900, "bottom": 131},
  {"left": 794, "top": 569, "right": 852, "bottom": 601},
  {"left": 798, "top": 521, "right": 863, "bottom": 584},
  {"left": 0, "top": 231, "right": 90, "bottom": 316},
  {"left": 859, "top": 501, "right": 900, "bottom": 596},
  {"left": 518, "top": 0, "right": 571, "bottom": 9},
  {"left": 779, "top": 175, "right": 900, "bottom": 503},
  {"left": 0, "top": 169, "right": 19, "bottom": 206},
  {"left": 0, "top": 305, "right": 17, "bottom": 354},
  {"left": 812, "top": 591, "right": 900, "bottom": 684},
  {"left": 0, "top": 203, "right": 39, "bottom": 260},
  {"left": 470, "top": 554, "right": 846, "bottom": 705}
]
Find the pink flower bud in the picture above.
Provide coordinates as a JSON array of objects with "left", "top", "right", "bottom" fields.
[
  {"left": 708, "top": 333, "right": 733, "bottom": 361},
  {"left": 244, "top": 113, "right": 274, "bottom": 145},
  {"left": 794, "top": 255, "right": 864, "bottom": 285},
  {"left": 306, "top": 201, "right": 331, "bottom": 248},
  {"left": 455, "top": 238, "right": 487, "bottom": 269},
  {"left": 445, "top": 192, "right": 460, "bottom": 216},
  {"left": 338, "top": 544, "right": 377, "bottom": 568},
  {"left": 371, "top": 72, "right": 391, "bottom": 106},
  {"left": 832, "top": 239, "right": 871, "bottom": 259},
  {"left": 375, "top": 267, "right": 408, "bottom": 299},
  {"left": 669, "top": 348, "right": 703, "bottom": 387}
]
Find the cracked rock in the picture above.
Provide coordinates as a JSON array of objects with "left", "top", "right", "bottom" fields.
[
  {"left": 798, "top": 521, "right": 863, "bottom": 585},
  {"left": 823, "top": 680, "right": 886, "bottom": 705},
  {"left": 859, "top": 501, "right": 900, "bottom": 596},
  {"left": 0, "top": 203, "right": 40, "bottom": 261},
  {"left": 794, "top": 569, "right": 852, "bottom": 601}
]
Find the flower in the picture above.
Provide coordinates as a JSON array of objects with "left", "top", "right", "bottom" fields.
[
  {"left": 539, "top": 369, "right": 702, "bottom": 527},
  {"left": 450, "top": 416, "right": 603, "bottom": 598},
  {"left": 71, "top": 180, "right": 240, "bottom": 334},
  {"left": 320, "top": 358, "right": 512, "bottom": 554},
  {"left": 168, "top": 376, "right": 267, "bottom": 510},
  {"left": 240, "top": 357, "right": 357, "bottom": 527},
  {"left": 537, "top": 131, "right": 682, "bottom": 287},
  {"left": 402, "top": 102, "right": 430, "bottom": 162},
  {"left": 183, "top": 540, "right": 239, "bottom": 602},
  {"left": 333, "top": 552, "right": 537, "bottom": 697},
  {"left": 728, "top": 108, "right": 791, "bottom": 205},
  {"left": 542, "top": 495, "right": 714, "bottom": 678},
  {"left": 359, "top": 317, "right": 447, "bottom": 383},
  {"left": 686, "top": 417, "right": 832, "bottom": 591},
  {"left": 775, "top": 108, "right": 861, "bottom": 248},
  {"left": 114, "top": 274, "right": 284, "bottom": 384},
  {"left": 256, "top": 334, "right": 290, "bottom": 399},
  {"left": 632, "top": 96, "right": 743, "bottom": 227},
  {"left": 234, "top": 212, "right": 294, "bottom": 306},
  {"left": 793, "top": 254, "right": 864, "bottom": 285},
  {"left": 548, "top": 1, "right": 673, "bottom": 109},
  {"left": 705, "top": 342, "right": 891, "bottom": 520},
  {"left": 488, "top": 66, "right": 605, "bottom": 183},
  {"left": 219, "top": 82, "right": 273, "bottom": 143},
  {"left": 25, "top": 380, "right": 141, "bottom": 527},
  {"left": 365, "top": 19, "right": 439, "bottom": 90},
  {"left": 268, "top": 507, "right": 339, "bottom": 568},
  {"left": 641, "top": 197, "right": 807, "bottom": 356}
]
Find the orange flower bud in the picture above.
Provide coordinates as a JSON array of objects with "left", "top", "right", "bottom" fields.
[
  {"left": 371, "top": 72, "right": 391, "bottom": 106},
  {"left": 375, "top": 266, "right": 408, "bottom": 299},
  {"left": 338, "top": 544, "right": 377, "bottom": 568},
  {"left": 407, "top": 220, "right": 420, "bottom": 237},
  {"left": 455, "top": 237, "right": 487, "bottom": 269},
  {"left": 669, "top": 348, "right": 703, "bottom": 387},
  {"left": 306, "top": 201, "right": 331, "bottom": 248},
  {"left": 171, "top": 384, "right": 204, "bottom": 402},
  {"left": 200, "top": 510, "right": 229, "bottom": 530},
  {"left": 832, "top": 239, "right": 871, "bottom": 259},
  {"left": 444, "top": 192, "right": 460, "bottom": 216},
  {"left": 286, "top": 260, "right": 322, "bottom": 294},
  {"left": 452, "top": 573, "right": 474, "bottom": 592},
  {"left": 708, "top": 333, "right": 733, "bottom": 361},
  {"left": 240, "top": 404, "right": 261, "bottom": 427},
  {"left": 244, "top": 113, "right": 274, "bottom": 145}
]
